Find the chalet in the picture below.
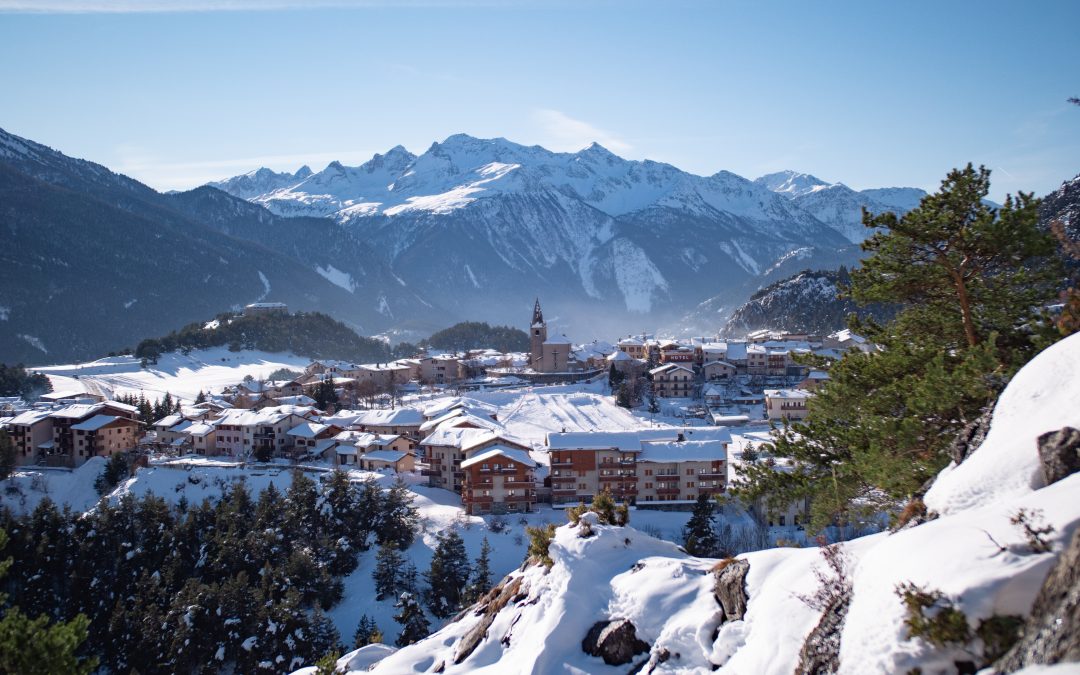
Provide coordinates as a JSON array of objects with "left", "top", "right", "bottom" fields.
[
  {"left": 764, "top": 389, "right": 812, "bottom": 421},
  {"left": 421, "top": 426, "right": 530, "bottom": 492},
  {"left": 606, "top": 350, "right": 645, "bottom": 377},
  {"left": 348, "top": 408, "right": 425, "bottom": 439},
  {"left": 461, "top": 446, "right": 537, "bottom": 515},
  {"left": 182, "top": 422, "right": 218, "bottom": 455},
  {"left": 211, "top": 405, "right": 318, "bottom": 458},
  {"left": 617, "top": 336, "right": 648, "bottom": 360},
  {"left": 357, "top": 449, "right": 416, "bottom": 473},
  {"left": 326, "top": 430, "right": 413, "bottom": 467},
  {"left": 286, "top": 421, "right": 343, "bottom": 460},
  {"left": 797, "top": 370, "right": 830, "bottom": 391},
  {"left": 649, "top": 364, "right": 695, "bottom": 398},
  {"left": 702, "top": 360, "right": 737, "bottom": 380}
]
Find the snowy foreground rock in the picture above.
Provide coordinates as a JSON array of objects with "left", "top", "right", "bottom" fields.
[{"left": 312, "top": 334, "right": 1080, "bottom": 674}]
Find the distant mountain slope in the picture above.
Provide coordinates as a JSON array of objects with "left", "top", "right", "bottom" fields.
[
  {"left": 719, "top": 268, "right": 892, "bottom": 337},
  {"left": 0, "top": 127, "right": 445, "bottom": 365},
  {"left": 754, "top": 169, "right": 928, "bottom": 244},
  {"left": 212, "top": 134, "right": 868, "bottom": 335}
]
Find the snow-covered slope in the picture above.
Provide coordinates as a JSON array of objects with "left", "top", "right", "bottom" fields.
[
  {"left": 755, "top": 170, "right": 928, "bottom": 244},
  {"left": 210, "top": 135, "right": 866, "bottom": 331},
  {"left": 343, "top": 332, "right": 1080, "bottom": 674}
]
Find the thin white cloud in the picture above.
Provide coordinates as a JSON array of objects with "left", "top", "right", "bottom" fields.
[
  {"left": 532, "top": 109, "right": 632, "bottom": 154},
  {"left": 0, "top": 0, "right": 520, "bottom": 12},
  {"left": 111, "top": 144, "right": 389, "bottom": 191}
]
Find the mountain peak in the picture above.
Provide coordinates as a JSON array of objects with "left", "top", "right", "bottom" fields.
[
  {"left": 294, "top": 165, "right": 313, "bottom": 179},
  {"left": 755, "top": 170, "right": 832, "bottom": 198}
]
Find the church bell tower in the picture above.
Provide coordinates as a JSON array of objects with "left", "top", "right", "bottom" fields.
[{"left": 530, "top": 298, "right": 547, "bottom": 368}]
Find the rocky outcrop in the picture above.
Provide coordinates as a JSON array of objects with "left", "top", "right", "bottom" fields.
[
  {"left": 713, "top": 558, "right": 751, "bottom": 622},
  {"left": 581, "top": 619, "right": 650, "bottom": 666},
  {"left": 949, "top": 404, "right": 995, "bottom": 465},
  {"left": 1036, "top": 426, "right": 1080, "bottom": 485},
  {"left": 452, "top": 575, "right": 527, "bottom": 665},
  {"left": 993, "top": 527, "right": 1080, "bottom": 671},
  {"left": 795, "top": 595, "right": 850, "bottom": 675}
]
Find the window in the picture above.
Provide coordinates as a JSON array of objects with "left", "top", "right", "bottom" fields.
[
  {"left": 686, "top": 482, "right": 695, "bottom": 488},
  {"left": 686, "top": 469, "right": 694, "bottom": 475},
  {"left": 644, "top": 469, "right": 652, "bottom": 476}
]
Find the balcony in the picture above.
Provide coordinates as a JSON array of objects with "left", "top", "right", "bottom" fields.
[
  {"left": 656, "top": 486, "right": 681, "bottom": 495},
  {"left": 551, "top": 475, "right": 576, "bottom": 484},
  {"left": 467, "top": 495, "right": 494, "bottom": 504},
  {"left": 552, "top": 488, "right": 578, "bottom": 496},
  {"left": 504, "top": 494, "right": 533, "bottom": 503},
  {"left": 699, "top": 485, "right": 725, "bottom": 495},
  {"left": 420, "top": 469, "right": 442, "bottom": 477},
  {"left": 697, "top": 471, "right": 725, "bottom": 478},
  {"left": 504, "top": 479, "right": 535, "bottom": 488}
]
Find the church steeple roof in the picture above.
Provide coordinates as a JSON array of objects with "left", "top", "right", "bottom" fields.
[{"left": 532, "top": 298, "right": 545, "bottom": 327}]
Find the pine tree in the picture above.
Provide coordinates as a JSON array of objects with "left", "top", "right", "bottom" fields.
[
  {"left": 683, "top": 494, "right": 720, "bottom": 557},
  {"left": 194, "top": 390, "right": 207, "bottom": 404},
  {"left": 424, "top": 530, "right": 471, "bottom": 618},
  {"left": 463, "top": 537, "right": 493, "bottom": 605},
  {"left": 393, "top": 592, "right": 430, "bottom": 647},
  {"left": 735, "top": 165, "right": 1063, "bottom": 531},
  {"left": 376, "top": 478, "right": 419, "bottom": 549},
  {"left": 353, "top": 614, "right": 381, "bottom": 648},
  {"left": 0, "top": 529, "right": 97, "bottom": 675},
  {"left": 373, "top": 543, "right": 405, "bottom": 600},
  {"left": 94, "top": 452, "right": 129, "bottom": 496}
]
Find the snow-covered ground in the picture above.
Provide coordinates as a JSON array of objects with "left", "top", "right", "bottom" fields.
[
  {"left": 331, "top": 332, "right": 1080, "bottom": 674},
  {"left": 32, "top": 348, "right": 310, "bottom": 401}
]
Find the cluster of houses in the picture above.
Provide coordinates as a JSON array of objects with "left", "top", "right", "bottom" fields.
[{"left": 1, "top": 393, "right": 143, "bottom": 468}]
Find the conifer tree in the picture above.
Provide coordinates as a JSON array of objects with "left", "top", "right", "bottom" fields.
[
  {"left": 376, "top": 478, "right": 419, "bottom": 549},
  {"left": 353, "top": 614, "right": 381, "bottom": 648},
  {"left": 683, "top": 494, "right": 720, "bottom": 557},
  {"left": 424, "top": 530, "right": 471, "bottom": 618},
  {"left": 736, "top": 165, "right": 1062, "bottom": 531},
  {"left": 463, "top": 537, "right": 493, "bottom": 605},
  {"left": 0, "top": 529, "right": 96, "bottom": 675},
  {"left": 373, "top": 543, "right": 405, "bottom": 600},
  {"left": 393, "top": 592, "right": 430, "bottom": 647}
]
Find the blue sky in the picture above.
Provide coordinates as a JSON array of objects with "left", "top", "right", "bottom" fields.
[{"left": 1, "top": 0, "right": 1077, "bottom": 201}]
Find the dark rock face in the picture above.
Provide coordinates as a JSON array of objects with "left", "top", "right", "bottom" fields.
[
  {"left": 1036, "top": 427, "right": 1080, "bottom": 485},
  {"left": 582, "top": 619, "right": 650, "bottom": 666},
  {"left": 795, "top": 595, "right": 850, "bottom": 675},
  {"left": 453, "top": 576, "right": 526, "bottom": 665},
  {"left": 993, "top": 527, "right": 1080, "bottom": 671},
  {"left": 949, "top": 404, "right": 995, "bottom": 465},
  {"left": 713, "top": 559, "right": 751, "bottom": 622}
]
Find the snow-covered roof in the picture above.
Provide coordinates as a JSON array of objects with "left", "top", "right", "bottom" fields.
[
  {"left": 548, "top": 427, "right": 731, "bottom": 452},
  {"left": 703, "top": 360, "right": 737, "bottom": 369},
  {"left": 351, "top": 408, "right": 424, "bottom": 426},
  {"left": 362, "top": 450, "right": 411, "bottom": 464},
  {"left": 460, "top": 445, "right": 537, "bottom": 469},
  {"left": 606, "top": 350, "right": 636, "bottom": 362},
  {"left": 543, "top": 334, "right": 574, "bottom": 345},
  {"left": 287, "top": 421, "right": 330, "bottom": 438},
  {"left": 764, "top": 389, "right": 812, "bottom": 400},
  {"left": 153, "top": 414, "right": 182, "bottom": 428},
  {"left": 274, "top": 394, "right": 317, "bottom": 406},
  {"left": 421, "top": 425, "right": 494, "bottom": 448},
  {"left": 650, "top": 364, "right": 693, "bottom": 376},
  {"left": 725, "top": 342, "right": 748, "bottom": 360},
  {"left": 71, "top": 415, "right": 127, "bottom": 432},
  {"left": 638, "top": 439, "right": 726, "bottom": 463},
  {"left": 7, "top": 409, "right": 52, "bottom": 425},
  {"left": 460, "top": 430, "right": 531, "bottom": 452},
  {"left": 184, "top": 422, "right": 215, "bottom": 437}
]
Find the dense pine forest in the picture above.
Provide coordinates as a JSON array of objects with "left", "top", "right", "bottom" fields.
[{"left": 0, "top": 472, "right": 433, "bottom": 674}]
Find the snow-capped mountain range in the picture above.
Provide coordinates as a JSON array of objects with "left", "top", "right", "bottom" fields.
[{"left": 210, "top": 135, "right": 927, "bottom": 335}]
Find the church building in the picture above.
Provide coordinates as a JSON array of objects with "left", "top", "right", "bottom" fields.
[{"left": 529, "top": 299, "right": 573, "bottom": 373}]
